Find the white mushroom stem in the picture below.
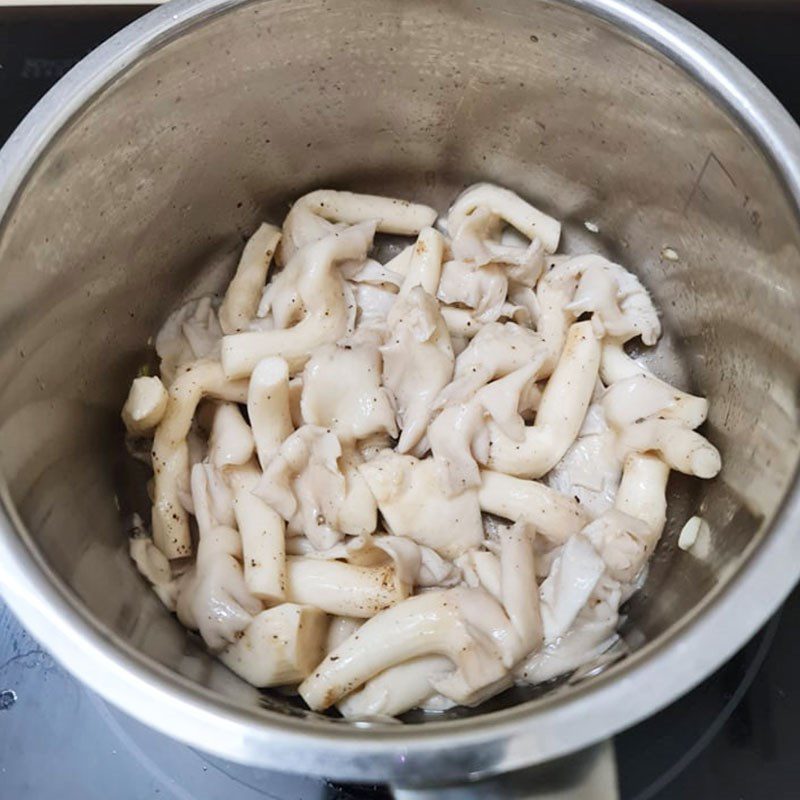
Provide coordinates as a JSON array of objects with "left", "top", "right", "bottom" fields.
[
  {"left": 397, "top": 227, "right": 445, "bottom": 299},
  {"left": 288, "top": 190, "right": 436, "bottom": 245},
  {"left": 440, "top": 306, "right": 483, "bottom": 338},
  {"left": 446, "top": 525, "right": 541, "bottom": 694},
  {"left": 129, "top": 536, "right": 172, "bottom": 587},
  {"left": 486, "top": 321, "right": 601, "bottom": 478},
  {"left": 305, "top": 191, "right": 437, "bottom": 232},
  {"left": 221, "top": 222, "right": 375, "bottom": 378},
  {"left": 208, "top": 402, "right": 254, "bottom": 469},
  {"left": 298, "top": 589, "right": 506, "bottom": 711},
  {"left": 599, "top": 339, "right": 644, "bottom": 384},
  {"left": 122, "top": 375, "right": 169, "bottom": 436},
  {"left": 447, "top": 183, "right": 561, "bottom": 253},
  {"left": 599, "top": 346, "right": 718, "bottom": 477},
  {"left": 228, "top": 463, "right": 287, "bottom": 603},
  {"left": 535, "top": 265, "right": 576, "bottom": 375},
  {"left": 309, "top": 534, "right": 431, "bottom": 588},
  {"left": 279, "top": 191, "right": 436, "bottom": 264},
  {"left": 219, "top": 223, "right": 282, "bottom": 334},
  {"left": 478, "top": 471, "right": 588, "bottom": 544},
  {"left": 582, "top": 454, "right": 670, "bottom": 582},
  {"left": 432, "top": 673, "right": 515, "bottom": 709},
  {"left": 220, "top": 604, "right": 329, "bottom": 687},
  {"left": 457, "top": 549, "right": 503, "bottom": 602},
  {"left": 151, "top": 360, "right": 248, "bottom": 558},
  {"left": 190, "top": 465, "right": 241, "bottom": 555},
  {"left": 499, "top": 522, "right": 542, "bottom": 656},
  {"left": 614, "top": 453, "right": 670, "bottom": 533},
  {"left": 601, "top": 340, "right": 709, "bottom": 428},
  {"left": 602, "top": 373, "right": 708, "bottom": 430},
  {"left": 213, "top": 467, "right": 239, "bottom": 526},
  {"left": 383, "top": 244, "right": 414, "bottom": 277},
  {"left": 174, "top": 465, "right": 262, "bottom": 649},
  {"left": 247, "top": 356, "right": 294, "bottom": 469},
  {"left": 621, "top": 418, "right": 721, "bottom": 478},
  {"left": 337, "top": 656, "right": 452, "bottom": 719},
  {"left": 190, "top": 462, "right": 235, "bottom": 530},
  {"left": 288, "top": 377, "right": 304, "bottom": 428},
  {"left": 326, "top": 616, "right": 362, "bottom": 652},
  {"left": 285, "top": 556, "right": 409, "bottom": 618}
]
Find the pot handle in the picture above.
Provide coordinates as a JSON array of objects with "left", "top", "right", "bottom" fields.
[{"left": 392, "top": 740, "right": 619, "bottom": 800}]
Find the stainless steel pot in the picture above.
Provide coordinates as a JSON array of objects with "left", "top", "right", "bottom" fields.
[{"left": 1, "top": 0, "right": 800, "bottom": 792}]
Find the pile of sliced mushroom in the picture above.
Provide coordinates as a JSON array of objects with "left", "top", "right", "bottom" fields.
[{"left": 122, "top": 184, "right": 720, "bottom": 718}]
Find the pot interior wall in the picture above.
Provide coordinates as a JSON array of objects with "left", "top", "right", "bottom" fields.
[{"left": 1, "top": 0, "right": 799, "bottom": 726}]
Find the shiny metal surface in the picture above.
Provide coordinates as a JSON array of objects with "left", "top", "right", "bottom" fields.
[{"left": 1, "top": 0, "right": 800, "bottom": 786}]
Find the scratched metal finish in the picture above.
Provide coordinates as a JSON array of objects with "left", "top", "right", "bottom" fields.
[{"left": 0, "top": 0, "right": 799, "bottom": 778}]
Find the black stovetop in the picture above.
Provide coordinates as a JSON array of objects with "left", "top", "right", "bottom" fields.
[{"left": 2, "top": 5, "right": 800, "bottom": 799}]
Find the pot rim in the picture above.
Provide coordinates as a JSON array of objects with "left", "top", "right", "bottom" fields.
[{"left": 1, "top": 0, "right": 799, "bottom": 783}]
